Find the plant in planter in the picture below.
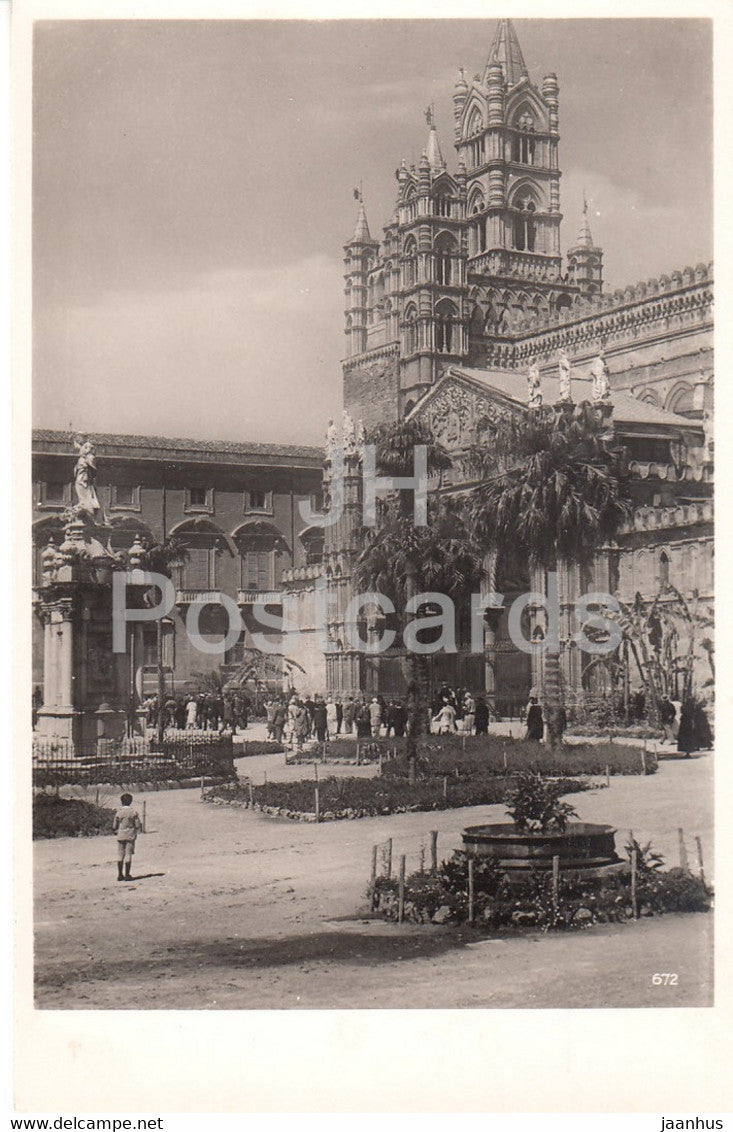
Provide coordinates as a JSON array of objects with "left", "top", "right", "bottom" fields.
[{"left": 504, "top": 772, "right": 579, "bottom": 834}]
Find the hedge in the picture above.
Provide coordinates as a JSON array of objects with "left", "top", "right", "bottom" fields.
[
  {"left": 204, "top": 774, "right": 593, "bottom": 821},
  {"left": 33, "top": 794, "right": 116, "bottom": 839}
]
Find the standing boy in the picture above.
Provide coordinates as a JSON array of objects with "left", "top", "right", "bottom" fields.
[{"left": 112, "top": 793, "right": 143, "bottom": 882}]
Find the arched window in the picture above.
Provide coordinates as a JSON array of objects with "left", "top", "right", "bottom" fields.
[
  {"left": 403, "top": 304, "right": 418, "bottom": 355},
  {"left": 659, "top": 552, "right": 670, "bottom": 590},
  {"left": 435, "top": 233, "right": 457, "bottom": 286},
  {"left": 469, "top": 196, "right": 486, "bottom": 255},
  {"left": 435, "top": 301, "right": 457, "bottom": 354},
  {"left": 434, "top": 193, "right": 453, "bottom": 218},
  {"left": 512, "top": 197, "right": 537, "bottom": 252},
  {"left": 466, "top": 107, "right": 483, "bottom": 137},
  {"left": 403, "top": 186, "right": 417, "bottom": 222},
  {"left": 511, "top": 110, "right": 536, "bottom": 164},
  {"left": 403, "top": 237, "right": 417, "bottom": 288}
]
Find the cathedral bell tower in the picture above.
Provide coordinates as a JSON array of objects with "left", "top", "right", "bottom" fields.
[
  {"left": 396, "top": 110, "right": 468, "bottom": 413},
  {"left": 454, "top": 19, "right": 581, "bottom": 350}
]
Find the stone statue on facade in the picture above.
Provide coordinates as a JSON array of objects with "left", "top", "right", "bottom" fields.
[
  {"left": 356, "top": 420, "right": 366, "bottom": 447},
  {"left": 73, "top": 438, "right": 101, "bottom": 517},
  {"left": 342, "top": 409, "right": 357, "bottom": 455},
  {"left": 557, "top": 349, "right": 572, "bottom": 402},
  {"left": 527, "top": 361, "right": 542, "bottom": 409},
  {"left": 590, "top": 349, "right": 611, "bottom": 401},
  {"left": 325, "top": 418, "right": 338, "bottom": 459}
]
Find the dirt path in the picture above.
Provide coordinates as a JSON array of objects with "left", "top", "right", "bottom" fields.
[{"left": 34, "top": 753, "right": 713, "bottom": 1009}]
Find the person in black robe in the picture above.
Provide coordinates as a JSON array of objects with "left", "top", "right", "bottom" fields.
[
  {"left": 312, "top": 699, "right": 327, "bottom": 743},
  {"left": 474, "top": 697, "right": 489, "bottom": 735},
  {"left": 525, "top": 697, "right": 544, "bottom": 741},
  {"left": 677, "top": 697, "right": 697, "bottom": 755}
]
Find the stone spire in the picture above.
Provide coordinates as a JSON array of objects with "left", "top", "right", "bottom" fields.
[
  {"left": 424, "top": 105, "right": 445, "bottom": 171},
  {"left": 576, "top": 192, "right": 594, "bottom": 247},
  {"left": 351, "top": 192, "right": 372, "bottom": 243},
  {"left": 484, "top": 19, "right": 529, "bottom": 87}
]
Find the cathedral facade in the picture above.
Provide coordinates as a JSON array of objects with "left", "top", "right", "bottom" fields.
[{"left": 323, "top": 19, "right": 714, "bottom": 709}]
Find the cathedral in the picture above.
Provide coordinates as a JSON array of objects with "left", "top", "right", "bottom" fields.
[
  {"left": 312, "top": 18, "right": 714, "bottom": 709},
  {"left": 31, "top": 20, "right": 714, "bottom": 744}
]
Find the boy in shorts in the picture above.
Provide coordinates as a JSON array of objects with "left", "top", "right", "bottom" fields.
[{"left": 112, "top": 792, "right": 143, "bottom": 881}]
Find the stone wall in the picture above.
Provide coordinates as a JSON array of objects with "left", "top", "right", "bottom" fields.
[{"left": 343, "top": 345, "right": 400, "bottom": 428}]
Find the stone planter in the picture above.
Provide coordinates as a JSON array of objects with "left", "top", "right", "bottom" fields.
[{"left": 462, "top": 822, "right": 622, "bottom": 872}]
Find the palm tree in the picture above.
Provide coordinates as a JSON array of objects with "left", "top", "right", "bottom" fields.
[
  {"left": 355, "top": 420, "right": 483, "bottom": 781},
  {"left": 138, "top": 538, "right": 189, "bottom": 746},
  {"left": 469, "top": 401, "right": 631, "bottom": 750}
]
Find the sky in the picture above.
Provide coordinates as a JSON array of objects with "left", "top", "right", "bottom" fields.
[{"left": 32, "top": 18, "right": 713, "bottom": 447}]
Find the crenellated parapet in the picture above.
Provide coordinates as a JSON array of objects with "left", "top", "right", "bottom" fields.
[
  {"left": 620, "top": 498, "right": 713, "bottom": 536},
  {"left": 512, "top": 263, "right": 713, "bottom": 365}
]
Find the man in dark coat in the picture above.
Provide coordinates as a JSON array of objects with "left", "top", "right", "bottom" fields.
[
  {"left": 474, "top": 697, "right": 489, "bottom": 735},
  {"left": 525, "top": 697, "right": 544, "bottom": 742},
  {"left": 392, "top": 701, "right": 407, "bottom": 738},
  {"left": 312, "top": 698, "right": 327, "bottom": 743},
  {"left": 677, "top": 697, "right": 697, "bottom": 755}
]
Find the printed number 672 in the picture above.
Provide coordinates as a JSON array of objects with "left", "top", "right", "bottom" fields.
[{"left": 652, "top": 973, "right": 678, "bottom": 985}]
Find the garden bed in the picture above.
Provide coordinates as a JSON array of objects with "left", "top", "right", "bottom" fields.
[
  {"left": 204, "top": 774, "right": 594, "bottom": 822},
  {"left": 33, "top": 794, "right": 116, "bottom": 839},
  {"left": 371, "top": 848, "right": 711, "bottom": 929},
  {"left": 288, "top": 734, "right": 656, "bottom": 776},
  {"left": 379, "top": 736, "right": 656, "bottom": 779}
]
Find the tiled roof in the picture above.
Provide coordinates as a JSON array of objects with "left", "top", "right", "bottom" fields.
[
  {"left": 32, "top": 429, "right": 323, "bottom": 466},
  {"left": 452, "top": 367, "right": 703, "bottom": 430}
]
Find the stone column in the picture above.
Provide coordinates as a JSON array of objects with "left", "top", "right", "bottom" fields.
[
  {"left": 41, "top": 610, "right": 57, "bottom": 708},
  {"left": 56, "top": 600, "right": 75, "bottom": 710}
]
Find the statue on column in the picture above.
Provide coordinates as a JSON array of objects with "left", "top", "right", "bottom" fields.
[
  {"left": 73, "top": 438, "right": 101, "bottom": 518},
  {"left": 557, "top": 349, "right": 572, "bottom": 403},
  {"left": 325, "top": 418, "right": 338, "bottom": 460},
  {"left": 342, "top": 409, "right": 356, "bottom": 455},
  {"left": 356, "top": 420, "right": 366, "bottom": 448},
  {"left": 527, "top": 360, "right": 543, "bottom": 410},
  {"left": 590, "top": 348, "right": 611, "bottom": 402}
]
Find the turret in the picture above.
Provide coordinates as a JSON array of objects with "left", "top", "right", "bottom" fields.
[
  {"left": 567, "top": 194, "right": 604, "bottom": 299},
  {"left": 343, "top": 193, "right": 378, "bottom": 358}
]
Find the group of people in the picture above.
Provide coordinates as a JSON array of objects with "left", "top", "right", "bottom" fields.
[
  {"left": 264, "top": 685, "right": 498, "bottom": 751},
  {"left": 142, "top": 692, "right": 250, "bottom": 734},
  {"left": 660, "top": 693, "right": 714, "bottom": 755},
  {"left": 429, "top": 686, "right": 491, "bottom": 735}
]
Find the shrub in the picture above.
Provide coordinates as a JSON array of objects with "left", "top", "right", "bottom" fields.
[
  {"left": 237, "top": 740, "right": 285, "bottom": 756},
  {"left": 372, "top": 847, "right": 712, "bottom": 929},
  {"left": 504, "top": 772, "right": 579, "bottom": 833},
  {"left": 33, "top": 793, "right": 116, "bottom": 839}
]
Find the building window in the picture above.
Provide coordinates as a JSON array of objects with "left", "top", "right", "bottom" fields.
[
  {"left": 110, "top": 483, "right": 141, "bottom": 510},
  {"left": 243, "top": 550, "right": 272, "bottom": 591},
  {"left": 245, "top": 490, "right": 272, "bottom": 514},
  {"left": 180, "top": 546, "right": 214, "bottom": 590},
  {"left": 38, "top": 480, "right": 71, "bottom": 508},
  {"left": 512, "top": 112, "right": 536, "bottom": 164},
  {"left": 512, "top": 198, "right": 537, "bottom": 252},
  {"left": 435, "top": 302, "right": 457, "bottom": 354},
  {"left": 435, "top": 235, "right": 457, "bottom": 286},
  {"left": 184, "top": 487, "right": 214, "bottom": 513},
  {"left": 659, "top": 552, "right": 670, "bottom": 590},
  {"left": 403, "top": 305, "right": 418, "bottom": 355},
  {"left": 435, "top": 195, "right": 453, "bottom": 218},
  {"left": 403, "top": 237, "right": 417, "bottom": 288}
]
